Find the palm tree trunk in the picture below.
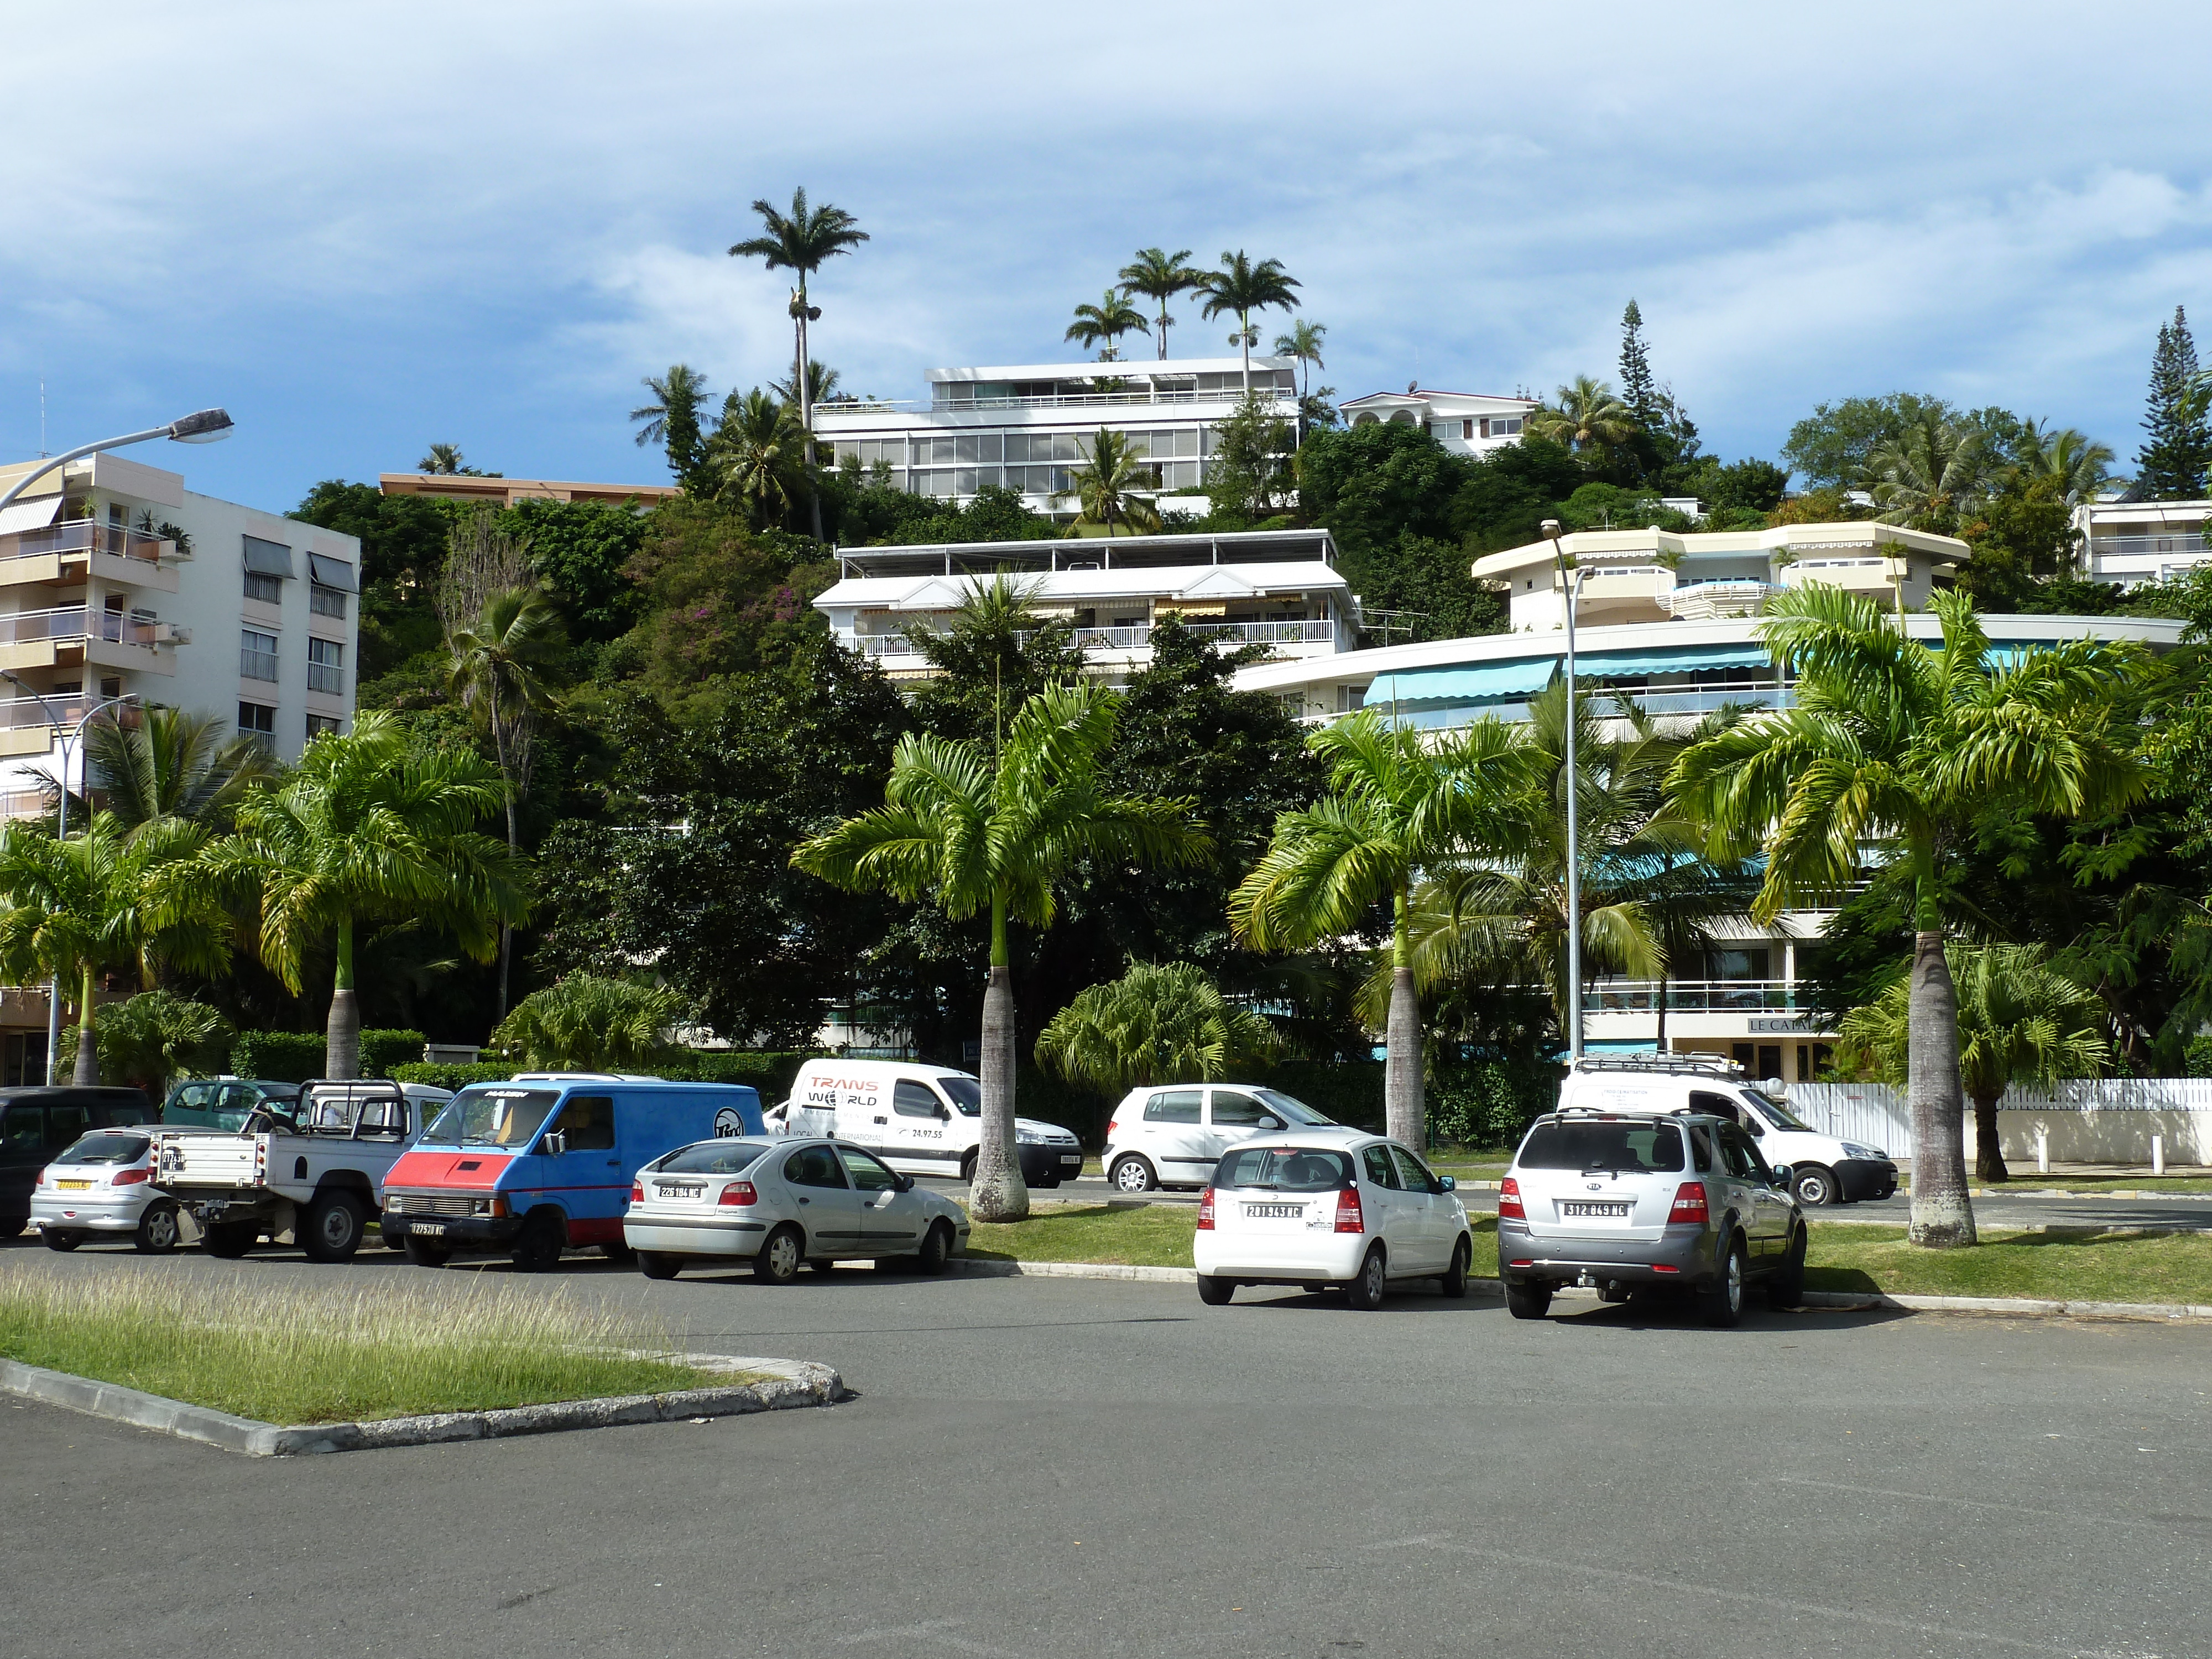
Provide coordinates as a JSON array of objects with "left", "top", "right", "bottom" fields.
[
  {"left": 797, "top": 284, "right": 822, "bottom": 543},
  {"left": 1384, "top": 884, "right": 1424, "bottom": 1149},
  {"left": 1239, "top": 311, "right": 1251, "bottom": 394},
  {"left": 491, "top": 681, "right": 517, "bottom": 1021},
  {"left": 1655, "top": 969, "right": 1668, "bottom": 1053},
  {"left": 71, "top": 964, "right": 99, "bottom": 1086},
  {"left": 1906, "top": 914, "right": 1976, "bottom": 1247},
  {"left": 972, "top": 895, "right": 1029, "bottom": 1223},
  {"left": 1972, "top": 1089, "right": 2008, "bottom": 1183},
  {"left": 1157, "top": 307, "right": 1168, "bottom": 361},
  {"left": 326, "top": 914, "right": 362, "bottom": 1081}
]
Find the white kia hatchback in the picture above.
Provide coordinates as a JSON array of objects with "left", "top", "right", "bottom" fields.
[
  {"left": 1102, "top": 1083, "right": 1337, "bottom": 1192},
  {"left": 1192, "top": 1128, "right": 1474, "bottom": 1309}
]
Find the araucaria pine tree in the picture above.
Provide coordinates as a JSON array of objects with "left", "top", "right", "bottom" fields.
[
  {"left": 2136, "top": 305, "right": 2211, "bottom": 500},
  {"left": 1618, "top": 299, "right": 1658, "bottom": 430}
]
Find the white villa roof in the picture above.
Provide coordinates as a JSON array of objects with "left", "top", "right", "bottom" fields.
[
  {"left": 926, "top": 356, "right": 1294, "bottom": 382},
  {"left": 816, "top": 560, "right": 1348, "bottom": 611},
  {"left": 1471, "top": 520, "right": 1971, "bottom": 582}
]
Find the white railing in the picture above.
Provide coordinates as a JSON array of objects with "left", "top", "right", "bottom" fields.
[
  {"left": 2089, "top": 532, "right": 2211, "bottom": 560},
  {"left": 0, "top": 695, "right": 88, "bottom": 731},
  {"left": 931, "top": 388, "right": 1291, "bottom": 411},
  {"left": 0, "top": 521, "right": 166, "bottom": 564},
  {"left": 0, "top": 606, "right": 159, "bottom": 648},
  {"left": 1376, "top": 679, "right": 1790, "bottom": 729},
  {"left": 842, "top": 618, "right": 1334, "bottom": 659},
  {"left": 241, "top": 649, "right": 280, "bottom": 681},
  {"left": 307, "top": 663, "right": 344, "bottom": 695},
  {"left": 1584, "top": 978, "right": 1803, "bottom": 1013},
  {"left": 1661, "top": 580, "right": 1777, "bottom": 619}
]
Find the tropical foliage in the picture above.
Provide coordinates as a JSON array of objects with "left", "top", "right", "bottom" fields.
[
  {"left": 1065, "top": 289, "right": 1150, "bottom": 361},
  {"left": 1527, "top": 377, "right": 1637, "bottom": 460},
  {"left": 1036, "top": 961, "right": 1276, "bottom": 1094},
  {"left": 97, "top": 990, "right": 232, "bottom": 1100},
  {"left": 1060, "top": 427, "right": 1161, "bottom": 534},
  {"left": 1118, "top": 248, "right": 1201, "bottom": 359},
  {"left": 489, "top": 973, "right": 680, "bottom": 1072},
  {"left": 1196, "top": 251, "right": 1300, "bottom": 391}
]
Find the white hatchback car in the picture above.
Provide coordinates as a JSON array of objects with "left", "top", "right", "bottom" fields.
[
  {"left": 1192, "top": 1128, "right": 1475, "bottom": 1309},
  {"left": 1102, "top": 1083, "right": 1337, "bottom": 1192},
  {"left": 31, "top": 1124, "right": 207, "bottom": 1254},
  {"left": 623, "top": 1135, "right": 971, "bottom": 1283}
]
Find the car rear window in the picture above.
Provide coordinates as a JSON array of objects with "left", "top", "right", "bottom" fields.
[
  {"left": 1517, "top": 1120, "right": 1686, "bottom": 1173},
  {"left": 56, "top": 1132, "right": 149, "bottom": 1166},
  {"left": 1213, "top": 1146, "right": 1352, "bottom": 1192},
  {"left": 659, "top": 1140, "right": 773, "bottom": 1175}
]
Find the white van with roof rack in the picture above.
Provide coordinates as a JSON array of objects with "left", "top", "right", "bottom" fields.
[
  {"left": 1558, "top": 1055, "right": 1897, "bottom": 1208},
  {"left": 763, "top": 1060, "right": 1083, "bottom": 1187}
]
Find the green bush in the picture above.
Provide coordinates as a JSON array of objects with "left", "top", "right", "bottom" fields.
[
  {"left": 391, "top": 1062, "right": 513, "bottom": 1091},
  {"left": 231, "top": 1028, "right": 427, "bottom": 1082},
  {"left": 1261, "top": 1061, "right": 1385, "bottom": 1132},
  {"left": 2188, "top": 1032, "right": 2212, "bottom": 1079},
  {"left": 388, "top": 1050, "right": 823, "bottom": 1100},
  {"left": 1425, "top": 1058, "right": 1558, "bottom": 1151}
]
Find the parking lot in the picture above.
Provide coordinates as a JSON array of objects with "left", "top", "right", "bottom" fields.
[{"left": 5, "top": 1235, "right": 2210, "bottom": 1659}]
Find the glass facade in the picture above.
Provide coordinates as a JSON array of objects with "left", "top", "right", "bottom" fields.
[{"left": 828, "top": 426, "right": 1214, "bottom": 499}]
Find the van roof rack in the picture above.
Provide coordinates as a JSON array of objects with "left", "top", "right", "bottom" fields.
[{"left": 1569, "top": 1053, "right": 1744, "bottom": 1079}]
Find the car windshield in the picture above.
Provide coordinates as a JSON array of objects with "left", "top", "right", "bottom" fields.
[
  {"left": 939, "top": 1077, "right": 982, "bottom": 1118},
  {"left": 56, "top": 1132, "right": 149, "bottom": 1166},
  {"left": 1252, "top": 1088, "right": 1334, "bottom": 1126},
  {"left": 422, "top": 1087, "right": 562, "bottom": 1148},
  {"left": 1213, "top": 1145, "right": 1352, "bottom": 1192},
  {"left": 1746, "top": 1090, "right": 1811, "bottom": 1131},
  {"left": 658, "top": 1140, "right": 773, "bottom": 1175},
  {"left": 1519, "top": 1119, "right": 1686, "bottom": 1174}
]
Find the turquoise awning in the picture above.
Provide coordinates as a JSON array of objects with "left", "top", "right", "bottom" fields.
[{"left": 1365, "top": 641, "right": 1777, "bottom": 709}]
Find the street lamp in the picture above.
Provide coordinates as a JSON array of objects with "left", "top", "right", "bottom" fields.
[
  {"left": 1542, "top": 518, "right": 1589, "bottom": 1065},
  {"left": 1, "top": 672, "right": 139, "bottom": 1085},
  {"left": 0, "top": 408, "right": 234, "bottom": 516}
]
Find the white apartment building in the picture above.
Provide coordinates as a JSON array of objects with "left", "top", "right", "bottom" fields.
[
  {"left": 811, "top": 356, "right": 1301, "bottom": 516},
  {"left": 812, "top": 528, "right": 1357, "bottom": 683},
  {"left": 1232, "top": 521, "right": 2184, "bottom": 1082},
  {"left": 1339, "top": 386, "right": 1539, "bottom": 458},
  {"left": 2072, "top": 497, "right": 2211, "bottom": 587}
]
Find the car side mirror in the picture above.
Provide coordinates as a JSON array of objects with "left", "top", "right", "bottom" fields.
[
  {"left": 1258, "top": 1117, "right": 1282, "bottom": 1131},
  {"left": 1772, "top": 1165, "right": 1792, "bottom": 1189},
  {"left": 896, "top": 1173, "right": 915, "bottom": 1192},
  {"left": 1437, "top": 1175, "right": 1457, "bottom": 1192},
  {"left": 541, "top": 1130, "right": 567, "bottom": 1158},
  {"left": 938, "top": 1104, "right": 951, "bottom": 1120}
]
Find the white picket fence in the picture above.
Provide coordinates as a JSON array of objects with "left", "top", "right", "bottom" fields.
[{"left": 1787, "top": 1079, "right": 2212, "bottom": 1165}]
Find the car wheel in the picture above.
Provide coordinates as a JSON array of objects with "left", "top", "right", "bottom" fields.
[
  {"left": 959, "top": 1150, "right": 979, "bottom": 1185},
  {"left": 41, "top": 1227, "right": 80, "bottom": 1252},
  {"left": 134, "top": 1202, "right": 181, "bottom": 1255},
  {"left": 1034, "top": 1173, "right": 1062, "bottom": 1189},
  {"left": 1792, "top": 1165, "right": 1839, "bottom": 1208},
  {"left": 1196, "top": 1274, "right": 1235, "bottom": 1306},
  {"left": 1767, "top": 1226, "right": 1808, "bottom": 1310},
  {"left": 807, "top": 1257, "right": 837, "bottom": 1275},
  {"left": 1505, "top": 1279, "right": 1552, "bottom": 1321},
  {"left": 637, "top": 1251, "right": 680, "bottom": 1281},
  {"left": 914, "top": 1219, "right": 954, "bottom": 1276},
  {"left": 510, "top": 1213, "right": 566, "bottom": 1273},
  {"left": 754, "top": 1224, "right": 804, "bottom": 1285},
  {"left": 302, "top": 1190, "right": 367, "bottom": 1263},
  {"left": 384, "top": 1223, "right": 410, "bottom": 1250},
  {"left": 202, "top": 1222, "right": 257, "bottom": 1259},
  {"left": 1703, "top": 1235, "right": 1749, "bottom": 1328},
  {"left": 1343, "top": 1245, "right": 1387, "bottom": 1311},
  {"left": 403, "top": 1234, "right": 452, "bottom": 1268},
  {"left": 1438, "top": 1237, "right": 1471, "bottom": 1299},
  {"left": 1109, "top": 1155, "right": 1157, "bottom": 1194}
]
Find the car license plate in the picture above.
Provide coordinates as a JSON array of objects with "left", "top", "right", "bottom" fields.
[
  {"left": 1058, "top": 1154, "right": 1082, "bottom": 1166},
  {"left": 659, "top": 1182, "right": 705, "bottom": 1199},
  {"left": 1242, "top": 1202, "right": 1302, "bottom": 1219},
  {"left": 57, "top": 1180, "right": 92, "bottom": 1191},
  {"left": 1561, "top": 1201, "right": 1632, "bottom": 1218},
  {"left": 413, "top": 1220, "right": 448, "bottom": 1236}
]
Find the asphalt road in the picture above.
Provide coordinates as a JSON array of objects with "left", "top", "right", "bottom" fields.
[
  {"left": 958, "top": 1172, "right": 2212, "bottom": 1232},
  {"left": 5, "top": 1237, "right": 2210, "bottom": 1658}
]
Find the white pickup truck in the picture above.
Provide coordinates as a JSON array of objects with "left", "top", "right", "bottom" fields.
[{"left": 153, "top": 1079, "right": 451, "bottom": 1262}]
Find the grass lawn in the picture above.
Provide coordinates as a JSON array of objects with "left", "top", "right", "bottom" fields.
[
  {"left": 964, "top": 1204, "right": 1505, "bottom": 1276},
  {"left": 1982, "top": 1176, "right": 2212, "bottom": 1195},
  {"left": 1808, "top": 1225, "right": 2212, "bottom": 1305},
  {"left": 0, "top": 1265, "right": 719, "bottom": 1424}
]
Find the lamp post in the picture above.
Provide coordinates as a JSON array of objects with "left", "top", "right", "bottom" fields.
[
  {"left": 0, "top": 409, "right": 233, "bottom": 518},
  {"left": 1542, "top": 518, "right": 1590, "bottom": 1065},
  {"left": 1, "top": 675, "right": 139, "bottom": 1085}
]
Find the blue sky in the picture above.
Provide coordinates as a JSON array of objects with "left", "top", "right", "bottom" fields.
[{"left": 3, "top": 1, "right": 2209, "bottom": 512}]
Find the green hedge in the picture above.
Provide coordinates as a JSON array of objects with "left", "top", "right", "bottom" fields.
[
  {"left": 389, "top": 1051, "right": 823, "bottom": 1099},
  {"left": 391, "top": 1062, "right": 512, "bottom": 1091},
  {"left": 231, "top": 1029, "right": 428, "bottom": 1083}
]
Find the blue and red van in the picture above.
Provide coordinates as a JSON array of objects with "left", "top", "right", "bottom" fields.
[{"left": 380, "top": 1077, "right": 762, "bottom": 1269}]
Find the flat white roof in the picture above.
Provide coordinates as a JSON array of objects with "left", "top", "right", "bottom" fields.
[
  {"left": 1472, "top": 520, "right": 1970, "bottom": 581},
  {"left": 926, "top": 356, "right": 1293, "bottom": 382},
  {"left": 816, "top": 560, "right": 1350, "bottom": 611}
]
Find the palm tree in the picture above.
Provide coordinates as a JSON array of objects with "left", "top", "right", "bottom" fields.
[
  {"left": 418, "top": 444, "right": 486, "bottom": 477},
  {"left": 2016, "top": 419, "right": 2120, "bottom": 505},
  {"left": 1864, "top": 413, "right": 1996, "bottom": 530},
  {"left": 795, "top": 685, "right": 1211, "bottom": 1221},
  {"left": 491, "top": 973, "right": 680, "bottom": 1072},
  {"left": 709, "top": 389, "right": 805, "bottom": 529},
  {"left": 210, "top": 713, "right": 529, "bottom": 1079},
  {"left": 770, "top": 358, "right": 843, "bottom": 410},
  {"left": 1670, "top": 587, "right": 2142, "bottom": 1246},
  {"left": 448, "top": 586, "right": 567, "bottom": 1018},
  {"left": 96, "top": 989, "right": 232, "bottom": 1102},
  {"left": 630, "top": 364, "right": 713, "bottom": 488},
  {"left": 1058, "top": 427, "right": 1162, "bottom": 535},
  {"left": 1841, "top": 942, "right": 2107, "bottom": 1184},
  {"left": 729, "top": 187, "right": 869, "bottom": 540},
  {"left": 82, "top": 705, "right": 276, "bottom": 832},
  {"left": 1527, "top": 377, "right": 1637, "bottom": 460},
  {"left": 1274, "top": 319, "right": 1327, "bottom": 401},
  {"left": 1065, "top": 290, "right": 1151, "bottom": 362},
  {"left": 1230, "top": 710, "right": 1531, "bottom": 1148},
  {"left": 1036, "top": 961, "right": 1276, "bottom": 1095},
  {"left": 1118, "top": 248, "right": 1201, "bottom": 360},
  {"left": 0, "top": 813, "right": 232, "bottom": 1084},
  {"left": 1195, "top": 251, "right": 1302, "bottom": 393}
]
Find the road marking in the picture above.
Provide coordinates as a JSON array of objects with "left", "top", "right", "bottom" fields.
[
  {"left": 1778, "top": 1477, "right": 2212, "bottom": 1531},
  {"left": 1364, "top": 1535, "right": 2091, "bottom": 1654}
]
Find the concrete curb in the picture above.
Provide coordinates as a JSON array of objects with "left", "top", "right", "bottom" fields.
[{"left": 0, "top": 1355, "right": 846, "bottom": 1456}]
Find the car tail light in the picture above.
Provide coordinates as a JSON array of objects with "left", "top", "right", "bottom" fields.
[
  {"left": 1334, "top": 1186, "right": 1364, "bottom": 1233},
  {"left": 629, "top": 1181, "right": 643, "bottom": 1203},
  {"left": 1668, "top": 1181, "right": 1709, "bottom": 1224},
  {"left": 1497, "top": 1177, "right": 1525, "bottom": 1220},
  {"left": 1509, "top": 1259, "right": 1535, "bottom": 1269},
  {"left": 113, "top": 1167, "right": 150, "bottom": 1186},
  {"left": 33, "top": 1167, "right": 46, "bottom": 1189},
  {"left": 718, "top": 1181, "right": 758, "bottom": 1207},
  {"left": 1651, "top": 1264, "right": 1680, "bottom": 1274},
  {"left": 1105, "top": 1119, "right": 1119, "bottom": 1139},
  {"left": 1196, "top": 1187, "right": 1215, "bottom": 1229}
]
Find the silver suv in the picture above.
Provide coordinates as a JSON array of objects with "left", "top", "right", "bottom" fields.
[{"left": 1498, "top": 1109, "right": 1807, "bottom": 1327}]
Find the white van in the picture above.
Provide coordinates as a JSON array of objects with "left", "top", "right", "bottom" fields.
[
  {"left": 766, "top": 1060, "right": 1084, "bottom": 1187},
  {"left": 1557, "top": 1055, "right": 1897, "bottom": 1207}
]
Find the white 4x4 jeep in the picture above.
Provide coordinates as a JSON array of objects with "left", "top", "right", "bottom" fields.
[{"left": 1558, "top": 1056, "right": 1897, "bottom": 1208}]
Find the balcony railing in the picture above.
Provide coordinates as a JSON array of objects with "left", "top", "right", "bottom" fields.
[
  {"left": 1659, "top": 579, "right": 1777, "bottom": 619},
  {"left": 0, "top": 695, "right": 89, "bottom": 731},
  {"left": 0, "top": 606, "right": 159, "bottom": 647},
  {"left": 241, "top": 649, "right": 280, "bottom": 681},
  {"left": 307, "top": 663, "right": 345, "bottom": 695},
  {"left": 1583, "top": 978, "right": 1804, "bottom": 1013},
  {"left": 0, "top": 521, "right": 166, "bottom": 564},
  {"left": 2089, "top": 531, "right": 2211, "bottom": 560},
  {"left": 1370, "top": 679, "right": 1791, "bottom": 730},
  {"left": 930, "top": 387, "right": 1293, "bottom": 413},
  {"left": 840, "top": 618, "right": 1334, "bottom": 659}
]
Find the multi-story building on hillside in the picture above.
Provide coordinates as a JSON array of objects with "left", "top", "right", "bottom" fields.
[
  {"left": 2072, "top": 497, "right": 2211, "bottom": 587},
  {"left": 1230, "top": 521, "right": 2184, "bottom": 1083},
  {"left": 810, "top": 356, "right": 1301, "bottom": 517},
  {"left": 379, "top": 472, "right": 684, "bottom": 509},
  {"left": 1338, "top": 386, "right": 1539, "bottom": 459}
]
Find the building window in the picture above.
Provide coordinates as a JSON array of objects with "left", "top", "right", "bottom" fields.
[
  {"left": 241, "top": 628, "right": 279, "bottom": 682},
  {"left": 238, "top": 701, "right": 275, "bottom": 743},
  {"left": 309, "top": 583, "right": 348, "bottom": 618},
  {"left": 1462, "top": 419, "right": 1474, "bottom": 440},
  {"left": 1479, "top": 416, "right": 1524, "bottom": 440},
  {"left": 244, "top": 570, "right": 284, "bottom": 605},
  {"left": 307, "top": 637, "right": 344, "bottom": 695},
  {"left": 305, "top": 713, "right": 342, "bottom": 740}
]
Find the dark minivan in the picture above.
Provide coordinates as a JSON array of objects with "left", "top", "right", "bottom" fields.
[{"left": 0, "top": 1087, "right": 156, "bottom": 1236}]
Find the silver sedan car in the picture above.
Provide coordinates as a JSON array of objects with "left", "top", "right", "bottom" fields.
[
  {"left": 624, "top": 1136, "right": 971, "bottom": 1283},
  {"left": 32, "top": 1127, "right": 186, "bottom": 1253}
]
